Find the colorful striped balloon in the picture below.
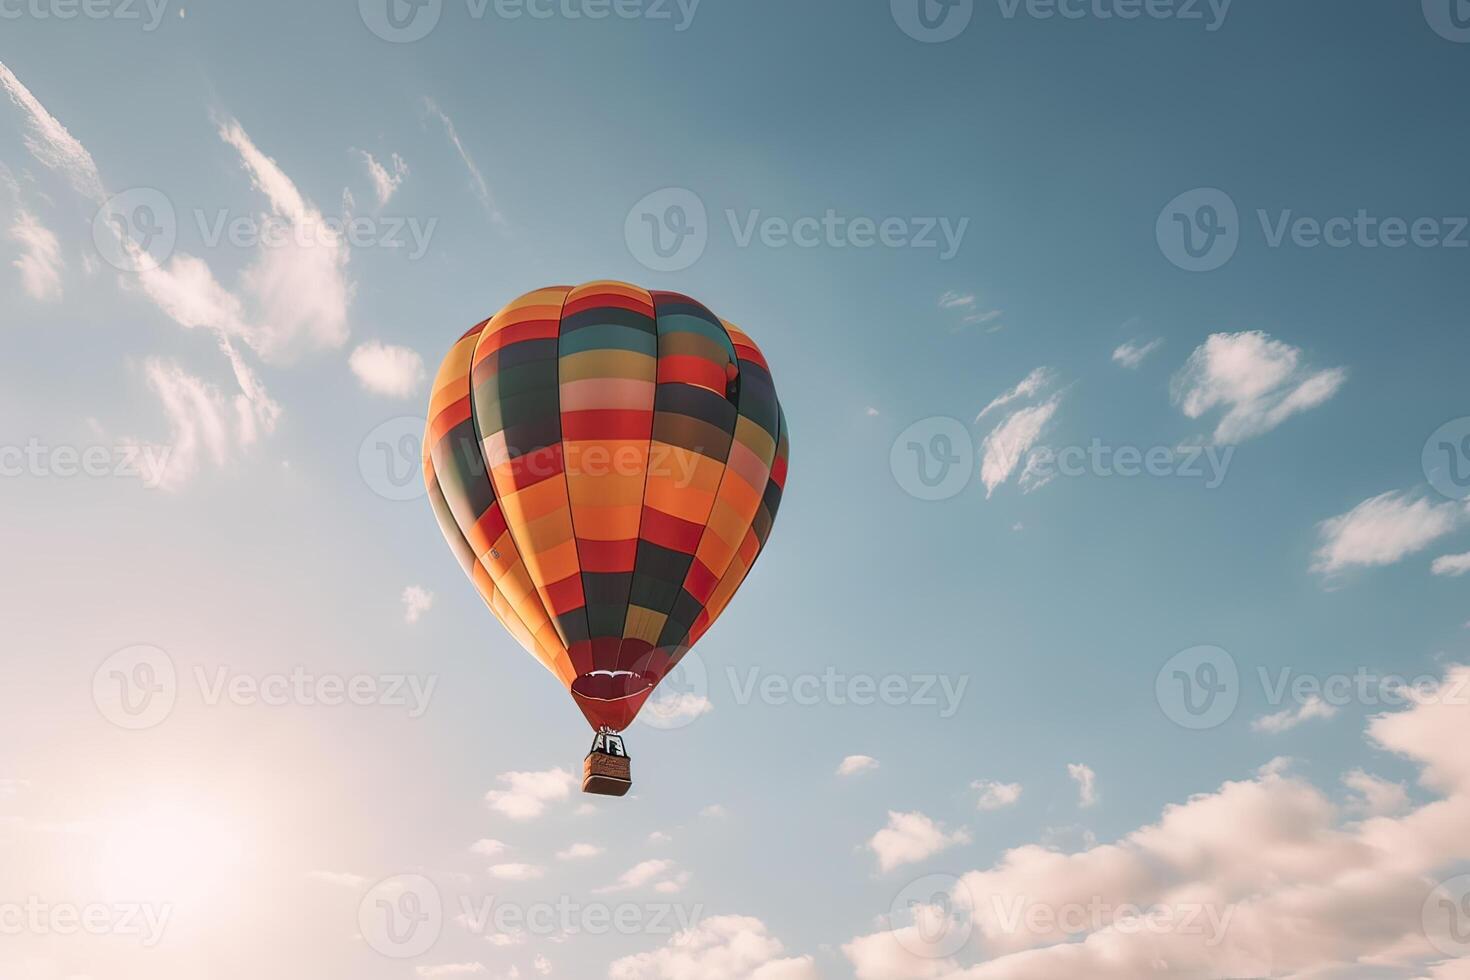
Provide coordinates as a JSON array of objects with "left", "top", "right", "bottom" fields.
[{"left": 423, "top": 282, "right": 788, "bottom": 733}]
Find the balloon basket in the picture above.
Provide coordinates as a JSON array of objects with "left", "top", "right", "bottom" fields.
[{"left": 582, "top": 731, "right": 632, "bottom": 797}]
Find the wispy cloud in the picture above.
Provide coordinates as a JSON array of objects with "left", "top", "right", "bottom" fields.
[
  {"left": 359, "top": 149, "right": 408, "bottom": 207},
  {"left": 402, "top": 585, "right": 434, "bottom": 624},
  {"left": 981, "top": 396, "right": 1061, "bottom": 498},
  {"left": 0, "top": 61, "right": 105, "bottom": 201},
  {"left": 1252, "top": 695, "right": 1338, "bottom": 734},
  {"left": 487, "top": 863, "right": 543, "bottom": 881},
  {"left": 938, "top": 289, "right": 1003, "bottom": 332},
  {"left": 1067, "top": 762, "right": 1098, "bottom": 808},
  {"left": 423, "top": 98, "right": 504, "bottom": 226},
  {"left": 973, "top": 779, "right": 1023, "bottom": 811},
  {"left": 611, "top": 916, "right": 817, "bottom": 980},
  {"left": 1112, "top": 337, "right": 1163, "bottom": 369},
  {"left": 1312, "top": 491, "right": 1466, "bottom": 577},
  {"left": 596, "top": 858, "right": 689, "bottom": 894},
  {"left": 555, "top": 842, "right": 602, "bottom": 861},
  {"left": 1431, "top": 551, "right": 1470, "bottom": 577},
  {"left": 1172, "top": 331, "right": 1346, "bottom": 443},
  {"left": 837, "top": 755, "right": 879, "bottom": 777},
  {"left": 8, "top": 209, "right": 63, "bottom": 300}
]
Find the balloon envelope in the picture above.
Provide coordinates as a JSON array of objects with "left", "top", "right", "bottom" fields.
[{"left": 423, "top": 282, "right": 788, "bottom": 732}]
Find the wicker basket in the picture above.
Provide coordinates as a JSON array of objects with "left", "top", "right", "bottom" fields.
[{"left": 583, "top": 750, "right": 633, "bottom": 796}]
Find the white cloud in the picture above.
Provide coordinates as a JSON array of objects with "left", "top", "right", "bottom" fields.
[
  {"left": 1171, "top": 330, "right": 1346, "bottom": 443},
  {"left": 844, "top": 665, "right": 1470, "bottom": 979},
  {"left": 555, "top": 842, "right": 602, "bottom": 860},
  {"left": 972, "top": 780, "right": 1023, "bottom": 811},
  {"left": 218, "top": 118, "right": 354, "bottom": 361},
  {"left": 1312, "top": 491, "right": 1466, "bottom": 576},
  {"left": 0, "top": 61, "right": 106, "bottom": 201},
  {"left": 1432, "top": 552, "right": 1470, "bottom": 577},
  {"left": 939, "top": 290, "right": 975, "bottom": 309},
  {"left": 700, "top": 804, "right": 728, "bottom": 819},
  {"left": 416, "top": 965, "right": 486, "bottom": 978},
  {"left": 837, "top": 755, "right": 879, "bottom": 777},
  {"left": 359, "top": 149, "right": 408, "bottom": 207},
  {"left": 130, "top": 356, "right": 280, "bottom": 491},
  {"left": 8, "top": 209, "right": 62, "bottom": 300},
  {"left": 424, "top": 98, "right": 504, "bottom": 226},
  {"left": 485, "top": 768, "right": 574, "bottom": 820},
  {"left": 1343, "top": 769, "right": 1409, "bottom": 818},
  {"left": 981, "top": 396, "right": 1061, "bottom": 497},
  {"left": 596, "top": 859, "right": 689, "bottom": 894},
  {"left": 609, "top": 915, "right": 818, "bottom": 980},
  {"left": 470, "top": 839, "right": 507, "bottom": 858},
  {"left": 640, "top": 691, "right": 712, "bottom": 727},
  {"left": 1251, "top": 694, "right": 1338, "bottom": 734},
  {"left": 532, "top": 955, "right": 551, "bottom": 976},
  {"left": 351, "top": 340, "right": 426, "bottom": 398},
  {"left": 1067, "top": 763, "right": 1098, "bottom": 808},
  {"left": 1111, "top": 338, "right": 1163, "bottom": 369},
  {"left": 868, "top": 811, "right": 970, "bottom": 873},
  {"left": 647, "top": 831, "right": 671, "bottom": 844},
  {"left": 977, "top": 367, "right": 1053, "bottom": 421},
  {"left": 402, "top": 585, "right": 434, "bottom": 624},
  {"left": 487, "top": 863, "right": 543, "bottom": 881},
  {"left": 306, "top": 870, "right": 366, "bottom": 887}
]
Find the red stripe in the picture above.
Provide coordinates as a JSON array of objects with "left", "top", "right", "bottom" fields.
[
  {"left": 560, "top": 409, "right": 653, "bottom": 442},
  {"left": 578, "top": 538, "right": 637, "bottom": 573},
  {"left": 544, "top": 574, "right": 586, "bottom": 613},
  {"left": 658, "top": 355, "right": 727, "bottom": 391},
  {"left": 639, "top": 506, "right": 705, "bottom": 554},
  {"left": 734, "top": 344, "right": 769, "bottom": 371},
  {"left": 769, "top": 453, "right": 788, "bottom": 488},
  {"left": 683, "top": 558, "right": 719, "bottom": 604},
  {"left": 478, "top": 318, "right": 560, "bottom": 356},
  {"left": 428, "top": 395, "right": 472, "bottom": 445},
  {"left": 501, "top": 443, "right": 564, "bottom": 490},
  {"left": 459, "top": 319, "right": 490, "bottom": 341},
  {"left": 562, "top": 292, "right": 654, "bottom": 319},
  {"left": 467, "top": 505, "right": 509, "bottom": 555}
]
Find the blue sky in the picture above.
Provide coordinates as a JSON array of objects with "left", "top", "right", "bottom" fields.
[{"left": 4, "top": 1, "right": 1470, "bottom": 978}]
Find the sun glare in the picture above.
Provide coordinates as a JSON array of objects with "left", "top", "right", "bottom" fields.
[{"left": 93, "top": 796, "right": 249, "bottom": 908}]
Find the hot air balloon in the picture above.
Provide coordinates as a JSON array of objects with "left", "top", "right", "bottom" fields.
[{"left": 422, "top": 282, "right": 788, "bottom": 795}]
